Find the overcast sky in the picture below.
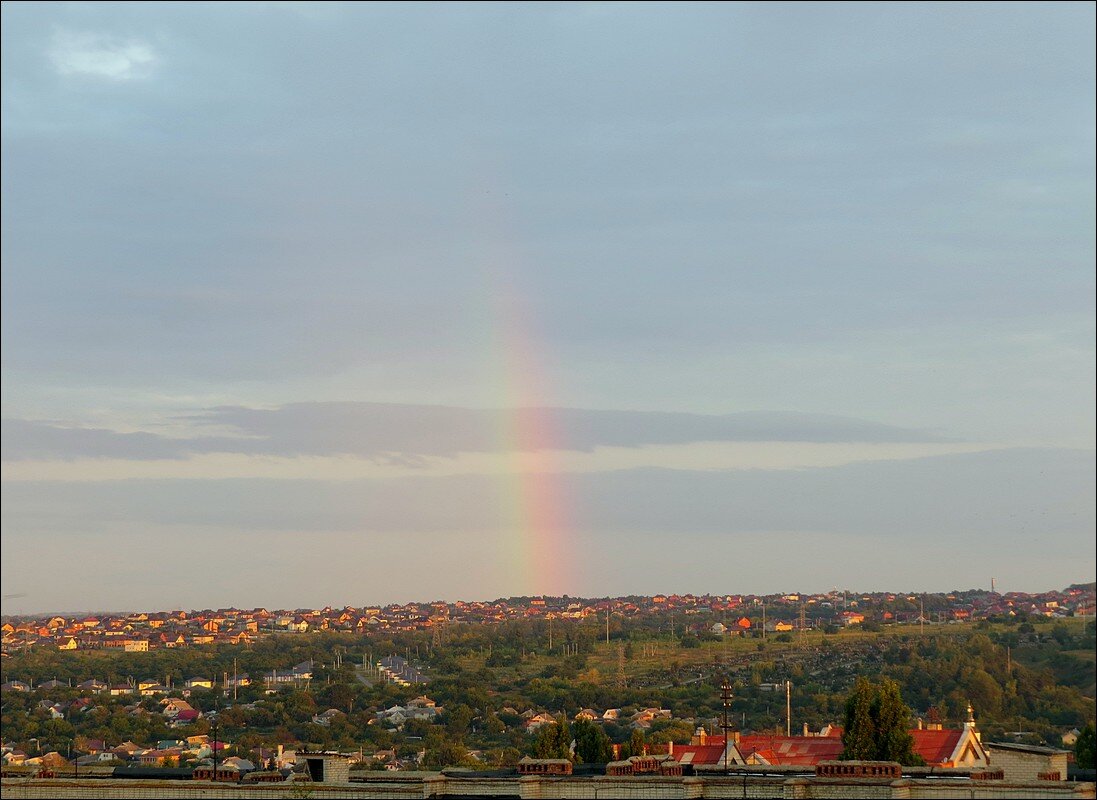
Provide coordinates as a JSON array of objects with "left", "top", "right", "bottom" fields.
[{"left": 2, "top": 2, "right": 1094, "bottom": 613}]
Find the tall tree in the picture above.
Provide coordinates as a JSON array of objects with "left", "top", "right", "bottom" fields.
[
  {"left": 840, "top": 677, "right": 877, "bottom": 760},
  {"left": 872, "top": 679, "right": 923, "bottom": 765},
  {"left": 841, "top": 677, "right": 924, "bottom": 765},
  {"left": 625, "top": 728, "right": 646, "bottom": 758}
]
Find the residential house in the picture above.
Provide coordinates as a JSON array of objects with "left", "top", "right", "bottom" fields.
[
  {"left": 524, "top": 713, "right": 558, "bottom": 732},
  {"left": 161, "top": 699, "right": 195, "bottom": 719},
  {"left": 630, "top": 708, "right": 673, "bottom": 729},
  {"left": 312, "top": 708, "right": 346, "bottom": 726},
  {"left": 839, "top": 611, "right": 866, "bottom": 626}
]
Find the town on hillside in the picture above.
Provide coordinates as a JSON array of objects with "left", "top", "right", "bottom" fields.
[
  {"left": 1, "top": 583, "right": 1093, "bottom": 789},
  {"left": 3, "top": 585, "right": 1094, "bottom": 654}
]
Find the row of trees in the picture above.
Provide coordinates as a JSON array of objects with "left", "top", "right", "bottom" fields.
[{"left": 532, "top": 716, "right": 648, "bottom": 763}]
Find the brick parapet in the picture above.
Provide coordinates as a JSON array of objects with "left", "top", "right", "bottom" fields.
[{"left": 1, "top": 774, "right": 1094, "bottom": 800}]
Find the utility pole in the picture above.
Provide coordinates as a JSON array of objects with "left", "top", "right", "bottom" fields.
[
  {"left": 210, "top": 710, "right": 220, "bottom": 778},
  {"left": 762, "top": 603, "right": 766, "bottom": 641},
  {"left": 785, "top": 680, "right": 791, "bottom": 737},
  {"left": 606, "top": 607, "right": 611, "bottom": 645},
  {"left": 720, "top": 677, "right": 733, "bottom": 776}
]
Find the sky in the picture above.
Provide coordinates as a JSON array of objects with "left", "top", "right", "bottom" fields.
[{"left": 1, "top": 2, "right": 1094, "bottom": 613}]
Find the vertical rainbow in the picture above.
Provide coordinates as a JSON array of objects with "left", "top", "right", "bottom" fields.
[{"left": 479, "top": 252, "right": 577, "bottom": 599}]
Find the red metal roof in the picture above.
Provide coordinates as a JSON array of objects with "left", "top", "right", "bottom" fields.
[
  {"left": 826, "top": 727, "right": 963, "bottom": 766},
  {"left": 910, "top": 730, "right": 962, "bottom": 765},
  {"left": 672, "top": 744, "right": 727, "bottom": 765},
  {"left": 678, "top": 729, "right": 963, "bottom": 767},
  {"left": 739, "top": 735, "right": 843, "bottom": 766}
]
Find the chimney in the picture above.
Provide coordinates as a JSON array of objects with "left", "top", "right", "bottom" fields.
[
  {"left": 667, "top": 741, "right": 673, "bottom": 757},
  {"left": 803, "top": 722, "right": 810, "bottom": 736}
]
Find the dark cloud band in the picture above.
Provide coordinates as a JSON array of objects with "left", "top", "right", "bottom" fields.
[{"left": 1, "top": 403, "right": 946, "bottom": 462}]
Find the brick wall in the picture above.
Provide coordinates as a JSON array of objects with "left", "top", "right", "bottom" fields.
[
  {"left": 2, "top": 773, "right": 1094, "bottom": 800},
  {"left": 988, "top": 749, "right": 1068, "bottom": 782}
]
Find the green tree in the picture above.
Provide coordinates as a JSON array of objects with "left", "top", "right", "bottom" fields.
[
  {"left": 443, "top": 704, "right": 475, "bottom": 740},
  {"left": 422, "top": 740, "right": 472, "bottom": 769},
  {"left": 572, "top": 719, "right": 612, "bottom": 764},
  {"left": 840, "top": 677, "right": 877, "bottom": 760},
  {"left": 494, "top": 747, "right": 521, "bottom": 767},
  {"left": 872, "top": 679, "right": 923, "bottom": 765},
  {"left": 533, "top": 717, "right": 572, "bottom": 760},
  {"left": 484, "top": 713, "right": 506, "bottom": 736},
  {"left": 841, "top": 677, "right": 923, "bottom": 765},
  {"left": 1076, "top": 724, "right": 1096, "bottom": 770},
  {"left": 624, "top": 728, "right": 646, "bottom": 758}
]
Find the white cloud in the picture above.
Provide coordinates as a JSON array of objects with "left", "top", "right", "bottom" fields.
[{"left": 48, "top": 30, "right": 157, "bottom": 80}]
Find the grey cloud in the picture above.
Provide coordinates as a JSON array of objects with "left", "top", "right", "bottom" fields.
[
  {"left": 0, "top": 418, "right": 192, "bottom": 461},
  {"left": 571, "top": 447, "right": 1094, "bottom": 541},
  {"left": 194, "top": 403, "right": 949, "bottom": 456},
  {"left": 3, "top": 447, "right": 1091, "bottom": 610},
  {"left": 0, "top": 403, "right": 946, "bottom": 461},
  {"left": 3, "top": 448, "right": 1090, "bottom": 546}
]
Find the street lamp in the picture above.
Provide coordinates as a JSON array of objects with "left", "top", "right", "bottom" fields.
[{"left": 720, "top": 677, "right": 733, "bottom": 776}]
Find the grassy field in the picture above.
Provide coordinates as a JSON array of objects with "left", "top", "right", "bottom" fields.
[{"left": 449, "top": 618, "right": 1031, "bottom": 690}]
